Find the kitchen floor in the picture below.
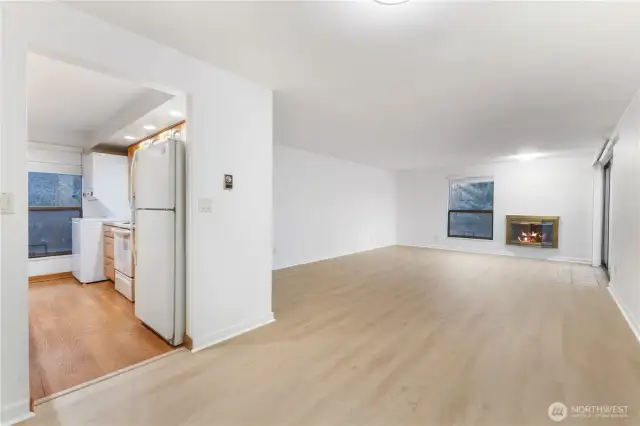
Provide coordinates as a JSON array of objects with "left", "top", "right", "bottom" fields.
[{"left": 29, "top": 278, "right": 173, "bottom": 401}]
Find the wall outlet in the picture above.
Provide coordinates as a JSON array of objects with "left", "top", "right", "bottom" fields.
[
  {"left": 433, "top": 235, "right": 439, "bottom": 243},
  {"left": 198, "top": 198, "right": 213, "bottom": 213}
]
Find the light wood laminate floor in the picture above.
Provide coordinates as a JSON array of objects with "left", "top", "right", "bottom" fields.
[
  {"left": 29, "top": 279, "right": 173, "bottom": 400},
  {"left": 25, "top": 247, "right": 640, "bottom": 425}
]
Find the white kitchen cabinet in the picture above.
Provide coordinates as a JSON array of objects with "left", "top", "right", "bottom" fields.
[{"left": 82, "top": 152, "right": 129, "bottom": 219}]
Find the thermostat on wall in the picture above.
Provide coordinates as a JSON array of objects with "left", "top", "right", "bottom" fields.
[{"left": 224, "top": 174, "right": 233, "bottom": 190}]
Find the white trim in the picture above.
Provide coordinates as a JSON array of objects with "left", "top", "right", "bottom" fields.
[
  {"left": 35, "top": 348, "right": 186, "bottom": 405},
  {"left": 1, "top": 399, "right": 33, "bottom": 426},
  {"left": 608, "top": 284, "right": 640, "bottom": 346},
  {"left": 399, "top": 244, "right": 592, "bottom": 265},
  {"left": 28, "top": 254, "right": 72, "bottom": 262},
  {"left": 191, "top": 313, "right": 275, "bottom": 353},
  {"left": 593, "top": 135, "right": 617, "bottom": 166},
  {"left": 445, "top": 236, "right": 493, "bottom": 242}
]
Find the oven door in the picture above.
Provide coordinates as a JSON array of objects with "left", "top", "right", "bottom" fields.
[{"left": 114, "top": 229, "right": 133, "bottom": 278}]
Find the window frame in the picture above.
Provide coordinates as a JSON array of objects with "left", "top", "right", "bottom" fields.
[
  {"left": 28, "top": 172, "right": 82, "bottom": 259},
  {"left": 446, "top": 179, "right": 495, "bottom": 241}
]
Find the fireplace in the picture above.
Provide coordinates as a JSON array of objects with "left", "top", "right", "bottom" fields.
[{"left": 505, "top": 215, "right": 559, "bottom": 248}]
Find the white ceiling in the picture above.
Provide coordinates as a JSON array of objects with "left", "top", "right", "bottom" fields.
[
  {"left": 27, "top": 53, "right": 174, "bottom": 149},
  {"left": 71, "top": 2, "right": 640, "bottom": 169},
  {"left": 107, "top": 96, "right": 186, "bottom": 147},
  {"left": 28, "top": 53, "right": 145, "bottom": 135}
]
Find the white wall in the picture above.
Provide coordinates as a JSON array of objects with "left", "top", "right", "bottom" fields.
[
  {"left": 273, "top": 145, "right": 396, "bottom": 270},
  {"left": 0, "top": 3, "right": 273, "bottom": 423},
  {"left": 28, "top": 142, "right": 82, "bottom": 174},
  {"left": 607, "top": 90, "right": 640, "bottom": 342},
  {"left": 26, "top": 143, "right": 81, "bottom": 277},
  {"left": 28, "top": 256, "right": 72, "bottom": 277},
  {"left": 397, "top": 154, "right": 595, "bottom": 263}
]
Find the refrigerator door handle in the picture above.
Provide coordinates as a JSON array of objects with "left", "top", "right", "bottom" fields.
[
  {"left": 129, "top": 149, "right": 138, "bottom": 210},
  {"left": 129, "top": 148, "right": 141, "bottom": 268}
]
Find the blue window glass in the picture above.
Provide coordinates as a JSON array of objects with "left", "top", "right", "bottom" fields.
[
  {"left": 449, "top": 212, "right": 493, "bottom": 239},
  {"left": 28, "top": 172, "right": 81, "bottom": 207},
  {"left": 28, "top": 172, "right": 82, "bottom": 258},
  {"left": 449, "top": 181, "right": 494, "bottom": 211},
  {"left": 28, "top": 210, "right": 81, "bottom": 257},
  {"left": 448, "top": 180, "right": 494, "bottom": 240}
]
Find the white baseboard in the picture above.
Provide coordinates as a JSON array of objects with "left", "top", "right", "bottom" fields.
[
  {"left": 191, "top": 313, "right": 275, "bottom": 353},
  {"left": 608, "top": 284, "right": 640, "bottom": 346},
  {"left": 399, "top": 244, "right": 592, "bottom": 265},
  {"left": 273, "top": 244, "right": 395, "bottom": 271},
  {"left": 1, "top": 399, "right": 33, "bottom": 426}
]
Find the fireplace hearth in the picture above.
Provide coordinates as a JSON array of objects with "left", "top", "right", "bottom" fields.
[{"left": 505, "top": 215, "right": 559, "bottom": 248}]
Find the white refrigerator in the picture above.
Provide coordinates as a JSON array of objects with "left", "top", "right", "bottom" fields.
[{"left": 131, "top": 139, "right": 185, "bottom": 346}]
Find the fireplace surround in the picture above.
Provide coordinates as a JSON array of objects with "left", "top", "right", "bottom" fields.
[{"left": 505, "top": 215, "right": 559, "bottom": 248}]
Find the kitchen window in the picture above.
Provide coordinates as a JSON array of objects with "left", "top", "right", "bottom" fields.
[
  {"left": 447, "top": 179, "right": 494, "bottom": 240},
  {"left": 28, "top": 172, "right": 82, "bottom": 258}
]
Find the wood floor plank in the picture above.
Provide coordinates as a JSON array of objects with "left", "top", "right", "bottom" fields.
[
  {"left": 28, "top": 279, "right": 173, "bottom": 400},
  {"left": 25, "top": 247, "right": 640, "bottom": 425}
]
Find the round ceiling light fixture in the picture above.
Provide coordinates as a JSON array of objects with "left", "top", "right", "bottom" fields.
[{"left": 373, "top": 0, "right": 410, "bottom": 5}]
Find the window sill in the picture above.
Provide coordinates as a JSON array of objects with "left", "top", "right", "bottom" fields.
[
  {"left": 446, "top": 236, "right": 494, "bottom": 242},
  {"left": 29, "top": 254, "right": 72, "bottom": 261}
]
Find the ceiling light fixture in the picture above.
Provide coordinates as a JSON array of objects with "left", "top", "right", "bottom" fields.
[
  {"left": 169, "top": 110, "right": 183, "bottom": 118},
  {"left": 373, "top": 0, "right": 410, "bottom": 5},
  {"left": 143, "top": 124, "right": 157, "bottom": 131},
  {"left": 124, "top": 135, "right": 136, "bottom": 141},
  {"left": 513, "top": 152, "right": 543, "bottom": 162}
]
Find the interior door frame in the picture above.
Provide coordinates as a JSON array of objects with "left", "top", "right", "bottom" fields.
[{"left": 601, "top": 158, "right": 612, "bottom": 275}]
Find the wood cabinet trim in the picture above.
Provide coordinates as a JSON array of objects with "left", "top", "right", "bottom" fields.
[{"left": 128, "top": 120, "right": 185, "bottom": 150}]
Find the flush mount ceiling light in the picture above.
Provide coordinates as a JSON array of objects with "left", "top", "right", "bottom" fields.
[
  {"left": 169, "top": 110, "right": 183, "bottom": 118},
  {"left": 513, "top": 152, "right": 544, "bottom": 162},
  {"left": 124, "top": 135, "right": 136, "bottom": 141},
  {"left": 143, "top": 124, "right": 157, "bottom": 131},
  {"left": 373, "top": 0, "right": 410, "bottom": 4}
]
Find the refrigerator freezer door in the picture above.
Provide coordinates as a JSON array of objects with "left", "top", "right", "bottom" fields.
[
  {"left": 133, "top": 140, "right": 175, "bottom": 210},
  {"left": 134, "top": 209, "right": 176, "bottom": 342}
]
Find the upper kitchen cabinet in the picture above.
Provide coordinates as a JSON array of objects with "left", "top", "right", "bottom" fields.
[{"left": 82, "top": 152, "right": 130, "bottom": 219}]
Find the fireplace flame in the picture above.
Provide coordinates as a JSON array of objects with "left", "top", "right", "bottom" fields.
[{"left": 518, "top": 231, "right": 541, "bottom": 243}]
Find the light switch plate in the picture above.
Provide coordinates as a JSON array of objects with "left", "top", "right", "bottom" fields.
[
  {"left": 198, "top": 197, "right": 213, "bottom": 213},
  {"left": 0, "top": 192, "right": 15, "bottom": 215}
]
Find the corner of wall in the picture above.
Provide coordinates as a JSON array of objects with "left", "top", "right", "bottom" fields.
[
  {"left": 608, "top": 283, "right": 640, "bottom": 346},
  {"left": 1, "top": 399, "right": 33, "bottom": 426},
  {"left": 190, "top": 312, "right": 275, "bottom": 353}
]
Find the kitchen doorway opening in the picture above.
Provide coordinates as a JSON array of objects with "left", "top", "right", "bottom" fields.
[{"left": 26, "top": 50, "right": 188, "bottom": 404}]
